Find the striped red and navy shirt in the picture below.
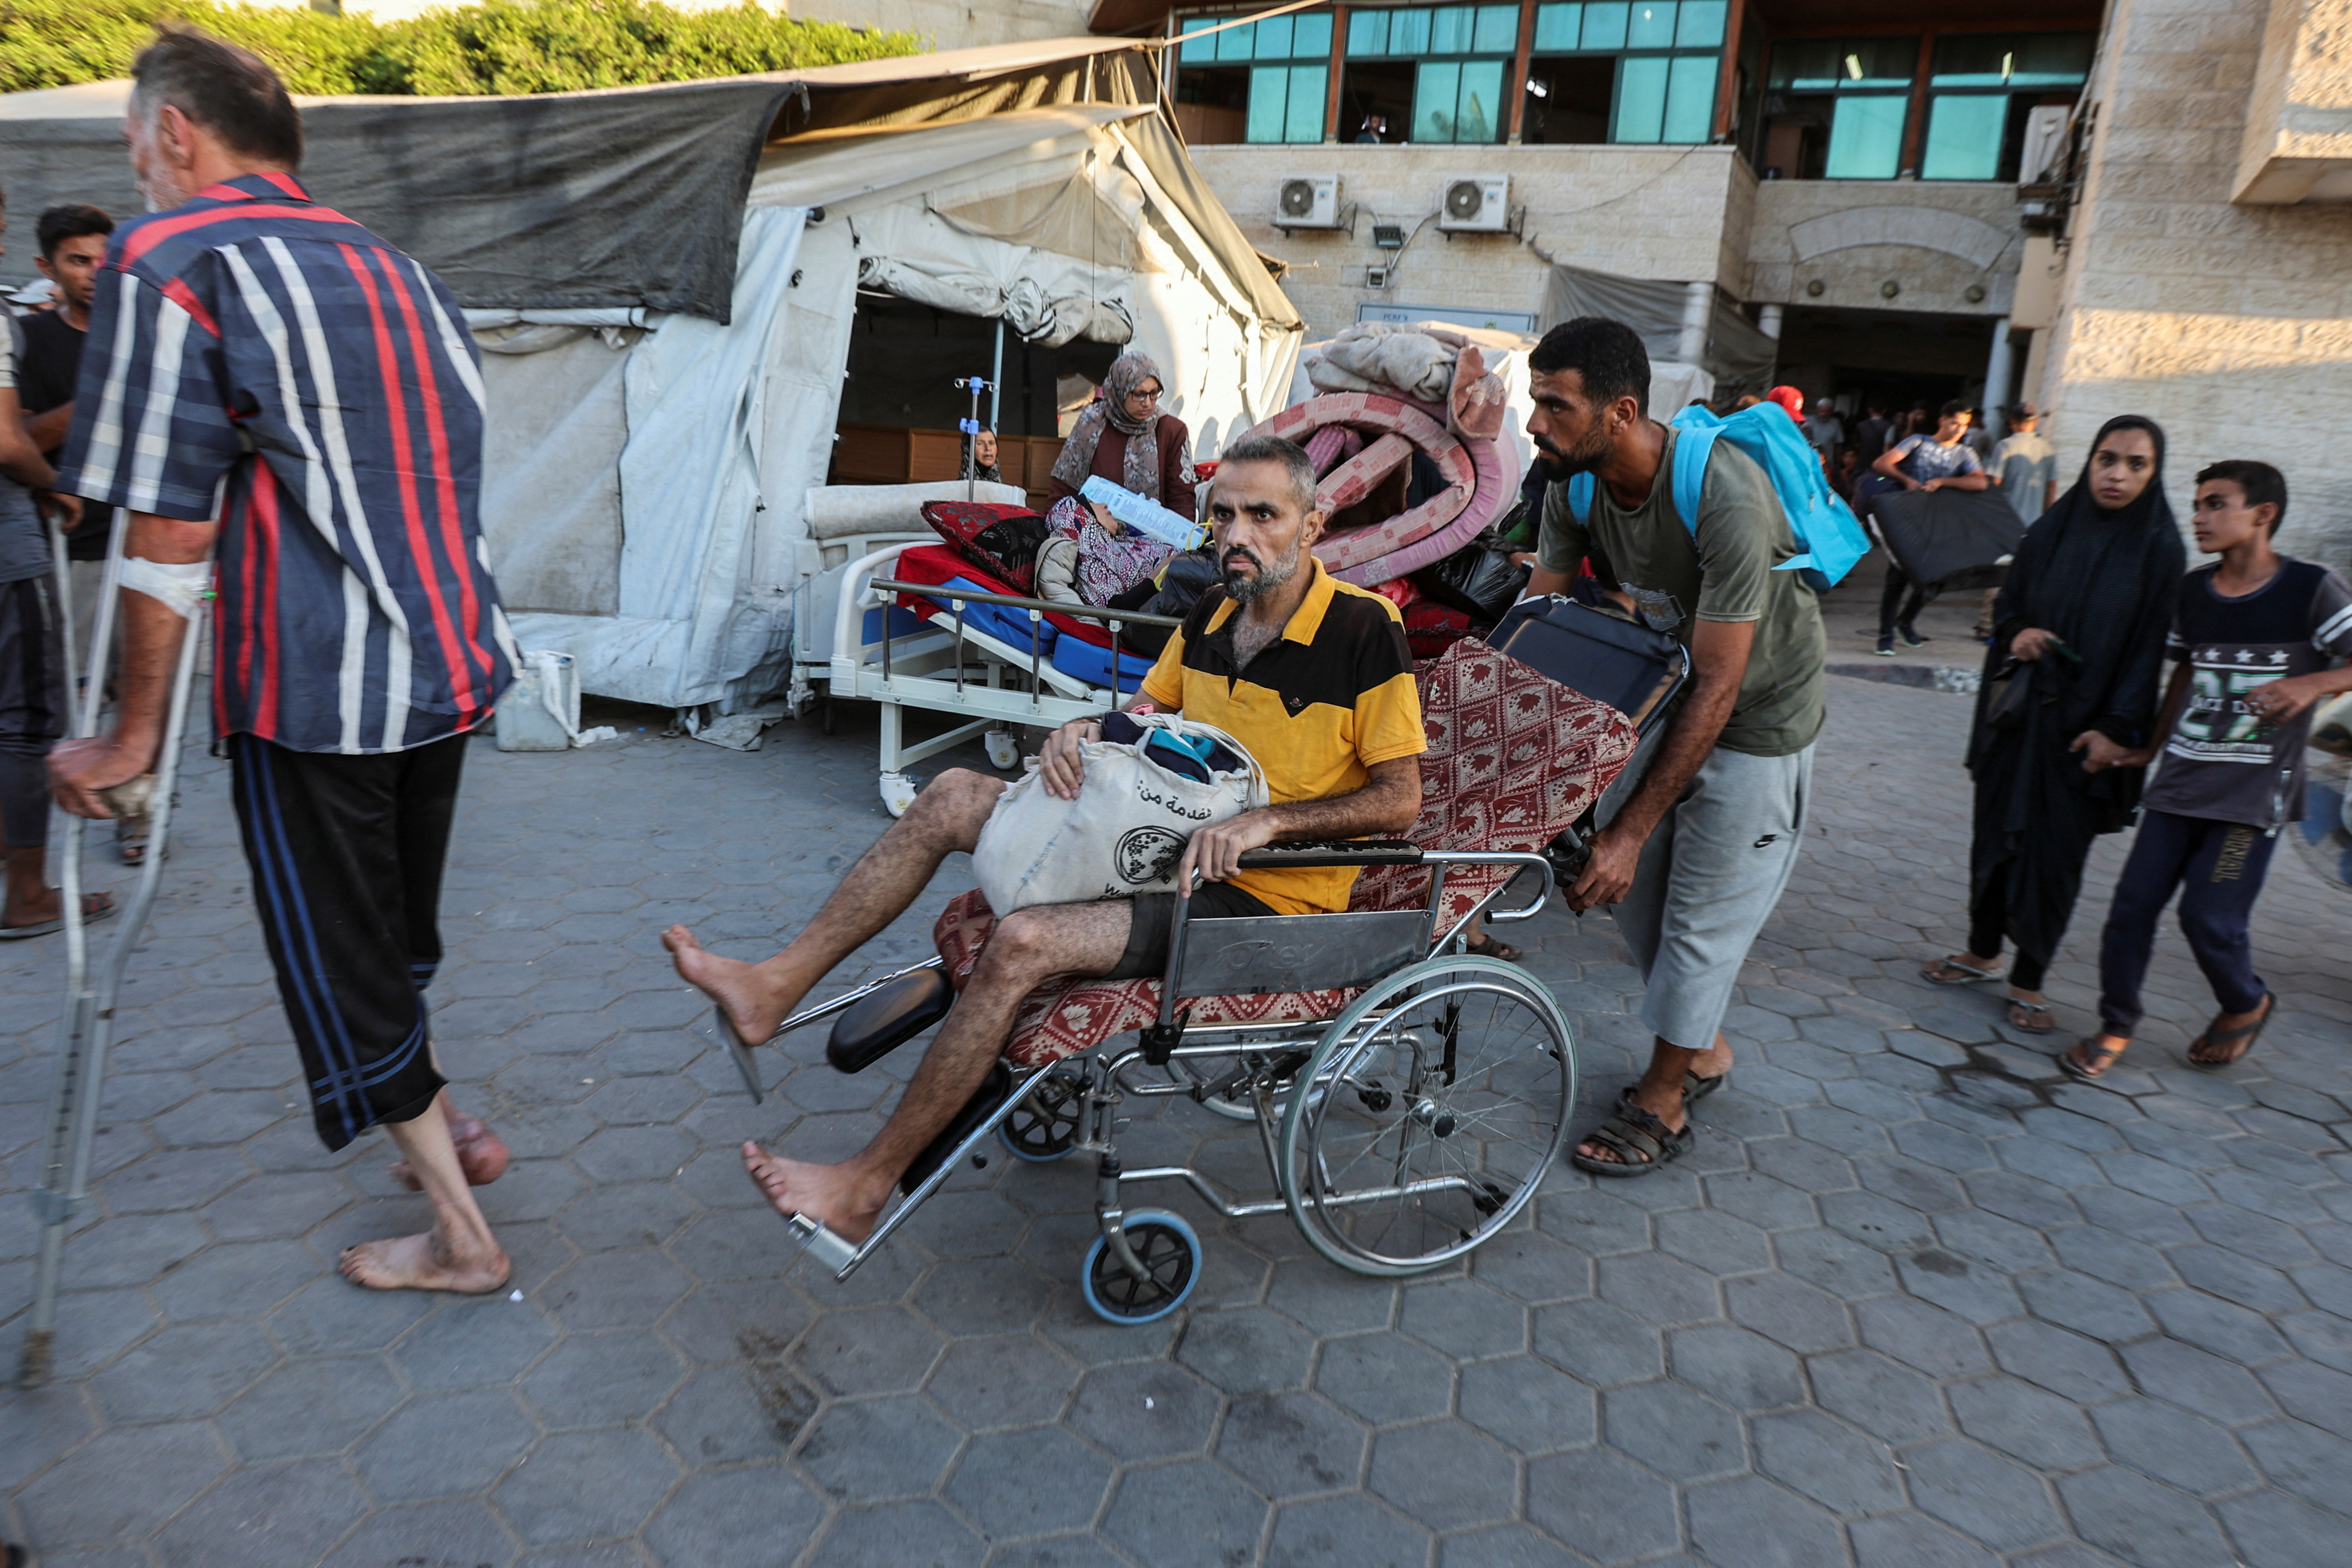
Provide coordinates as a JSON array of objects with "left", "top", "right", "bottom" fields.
[{"left": 59, "top": 172, "right": 516, "bottom": 754}]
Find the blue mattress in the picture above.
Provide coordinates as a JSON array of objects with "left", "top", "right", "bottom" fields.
[
  {"left": 1051, "top": 632, "right": 1158, "bottom": 693},
  {"left": 860, "top": 604, "right": 928, "bottom": 643},
  {"left": 930, "top": 576, "right": 1059, "bottom": 655}
]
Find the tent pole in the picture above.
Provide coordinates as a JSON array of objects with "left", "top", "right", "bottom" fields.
[{"left": 990, "top": 319, "right": 1004, "bottom": 440}]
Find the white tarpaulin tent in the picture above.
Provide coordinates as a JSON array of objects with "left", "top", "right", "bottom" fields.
[
  {"left": 466, "top": 61, "right": 1302, "bottom": 713},
  {"left": 0, "top": 40, "right": 1304, "bottom": 716}
]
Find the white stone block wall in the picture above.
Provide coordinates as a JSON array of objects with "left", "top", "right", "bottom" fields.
[
  {"left": 1187, "top": 144, "right": 1747, "bottom": 343},
  {"left": 1745, "top": 181, "right": 2025, "bottom": 319},
  {"left": 2043, "top": 0, "right": 2352, "bottom": 566}
]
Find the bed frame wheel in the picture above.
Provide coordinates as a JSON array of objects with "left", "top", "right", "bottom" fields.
[
  {"left": 879, "top": 771, "right": 919, "bottom": 817},
  {"left": 1080, "top": 1209, "right": 1201, "bottom": 1324},
  {"left": 999, "top": 1066, "right": 1086, "bottom": 1162},
  {"left": 984, "top": 729, "right": 1022, "bottom": 770}
]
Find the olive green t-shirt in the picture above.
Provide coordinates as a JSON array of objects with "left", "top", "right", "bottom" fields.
[{"left": 1536, "top": 425, "right": 1826, "bottom": 756}]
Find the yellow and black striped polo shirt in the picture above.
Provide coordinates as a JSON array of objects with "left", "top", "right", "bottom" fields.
[{"left": 1139, "top": 559, "right": 1427, "bottom": 916}]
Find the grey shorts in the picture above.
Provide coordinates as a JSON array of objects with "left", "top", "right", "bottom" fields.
[
  {"left": 1104, "top": 882, "right": 1276, "bottom": 980},
  {"left": 1611, "top": 742, "right": 1814, "bottom": 1050}
]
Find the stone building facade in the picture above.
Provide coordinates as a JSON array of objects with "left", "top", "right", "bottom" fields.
[{"left": 2033, "top": 0, "right": 2352, "bottom": 563}]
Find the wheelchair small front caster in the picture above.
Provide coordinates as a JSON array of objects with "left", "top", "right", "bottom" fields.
[
  {"left": 1080, "top": 1209, "right": 1200, "bottom": 1324},
  {"left": 984, "top": 729, "right": 1021, "bottom": 770},
  {"left": 1000, "top": 1067, "right": 1086, "bottom": 1162}
]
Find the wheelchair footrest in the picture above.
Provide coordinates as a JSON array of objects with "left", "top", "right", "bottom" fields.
[
  {"left": 900, "top": 1061, "right": 1012, "bottom": 1195},
  {"left": 828, "top": 968, "right": 955, "bottom": 1072}
]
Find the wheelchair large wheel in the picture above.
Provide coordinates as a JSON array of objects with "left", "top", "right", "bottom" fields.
[
  {"left": 1279, "top": 959, "right": 1575, "bottom": 1277},
  {"left": 1080, "top": 1209, "right": 1201, "bottom": 1324},
  {"left": 999, "top": 1066, "right": 1086, "bottom": 1162}
]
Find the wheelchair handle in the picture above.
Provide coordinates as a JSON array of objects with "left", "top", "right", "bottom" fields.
[{"left": 1233, "top": 839, "right": 1422, "bottom": 869}]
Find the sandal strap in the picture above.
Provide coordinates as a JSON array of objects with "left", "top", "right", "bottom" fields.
[
  {"left": 1586, "top": 1116, "right": 1667, "bottom": 1165},
  {"left": 2202, "top": 997, "right": 2275, "bottom": 1045}
]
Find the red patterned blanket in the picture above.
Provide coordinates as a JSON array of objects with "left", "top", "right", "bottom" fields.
[{"left": 932, "top": 639, "right": 1638, "bottom": 1069}]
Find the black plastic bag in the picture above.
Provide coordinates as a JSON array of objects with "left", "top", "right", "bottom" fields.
[
  {"left": 1118, "top": 547, "right": 1220, "bottom": 658},
  {"left": 1413, "top": 532, "right": 1529, "bottom": 627},
  {"left": 972, "top": 513, "right": 1053, "bottom": 585}
]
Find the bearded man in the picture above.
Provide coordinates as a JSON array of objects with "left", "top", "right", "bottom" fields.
[
  {"left": 1520, "top": 318, "right": 1827, "bottom": 1177},
  {"left": 664, "top": 434, "right": 1425, "bottom": 1243}
]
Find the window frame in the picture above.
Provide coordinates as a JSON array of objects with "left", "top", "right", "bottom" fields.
[
  {"left": 1173, "top": 9, "right": 1339, "bottom": 145},
  {"left": 1527, "top": 1, "right": 1726, "bottom": 147}
]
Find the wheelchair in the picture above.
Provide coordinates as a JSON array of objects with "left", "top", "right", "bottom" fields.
[{"left": 708, "top": 637, "right": 1667, "bottom": 1323}]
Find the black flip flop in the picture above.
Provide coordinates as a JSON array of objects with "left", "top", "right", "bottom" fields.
[
  {"left": 1572, "top": 1101, "right": 1696, "bottom": 1178},
  {"left": 2188, "top": 994, "right": 2276, "bottom": 1069}
]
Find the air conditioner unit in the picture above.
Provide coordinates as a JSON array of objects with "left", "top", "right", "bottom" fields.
[
  {"left": 1274, "top": 174, "right": 1342, "bottom": 230},
  {"left": 1437, "top": 174, "right": 1511, "bottom": 233}
]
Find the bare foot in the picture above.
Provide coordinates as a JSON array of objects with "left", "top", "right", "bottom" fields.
[
  {"left": 742, "top": 1141, "right": 889, "bottom": 1244},
  {"left": 391, "top": 1113, "right": 508, "bottom": 1191},
  {"left": 665, "top": 925, "right": 797, "bottom": 1049},
  {"left": 338, "top": 1227, "right": 510, "bottom": 1294}
]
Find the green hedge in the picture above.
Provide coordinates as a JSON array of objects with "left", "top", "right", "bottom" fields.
[{"left": 0, "top": 0, "right": 921, "bottom": 97}]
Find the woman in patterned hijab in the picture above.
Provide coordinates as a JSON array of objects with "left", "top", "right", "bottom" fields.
[{"left": 1047, "top": 351, "right": 1197, "bottom": 514}]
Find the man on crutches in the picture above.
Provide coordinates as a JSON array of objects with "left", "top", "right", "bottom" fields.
[{"left": 47, "top": 27, "right": 521, "bottom": 1294}]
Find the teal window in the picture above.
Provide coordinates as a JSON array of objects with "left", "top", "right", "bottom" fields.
[
  {"left": 1920, "top": 94, "right": 2007, "bottom": 179},
  {"left": 1760, "top": 37, "right": 1917, "bottom": 178},
  {"left": 1345, "top": 5, "right": 1518, "bottom": 144},
  {"left": 1175, "top": 11, "right": 1335, "bottom": 144},
  {"left": 1528, "top": 0, "right": 1723, "bottom": 146},
  {"left": 1415, "top": 58, "right": 1508, "bottom": 143},
  {"left": 1918, "top": 32, "right": 2093, "bottom": 180},
  {"left": 1824, "top": 95, "right": 1908, "bottom": 178}
]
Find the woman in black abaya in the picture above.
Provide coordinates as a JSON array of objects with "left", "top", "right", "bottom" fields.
[{"left": 1921, "top": 416, "right": 2186, "bottom": 1032}]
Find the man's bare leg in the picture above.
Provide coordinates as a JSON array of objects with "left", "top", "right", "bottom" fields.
[
  {"left": 389, "top": 1088, "right": 508, "bottom": 1191},
  {"left": 665, "top": 769, "right": 1007, "bottom": 1048},
  {"left": 340, "top": 1095, "right": 511, "bottom": 1293},
  {"left": 744, "top": 899, "right": 1133, "bottom": 1241},
  {"left": 1576, "top": 1032, "right": 1735, "bottom": 1165}
]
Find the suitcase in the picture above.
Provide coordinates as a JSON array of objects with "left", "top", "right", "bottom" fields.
[
  {"left": 1490, "top": 595, "right": 1687, "bottom": 731},
  {"left": 1488, "top": 595, "right": 1691, "bottom": 889}
]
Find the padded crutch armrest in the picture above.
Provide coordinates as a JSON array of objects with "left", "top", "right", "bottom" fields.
[{"left": 1233, "top": 840, "right": 1423, "bottom": 869}]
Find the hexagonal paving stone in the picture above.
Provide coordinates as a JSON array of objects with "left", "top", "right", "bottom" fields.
[
  {"left": 1066, "top": 1359, "right": 1220, "bottom": 1461},
  {"left": 1366, "top": 1419, "right": 1517, "bottom": 1532},
  {"left": 1457, "top": 1355, "right": 1597, "bottom": 1455},
  {"left": 1599, "top": 1368, "right": 1751, "bottom": 1484},
  {"left": 1214, "top": 1391, "right": 1368, "bottom": 1497},
  {"left": 1315, "top": 1330, "right": 1456, "bottom": 1427},
  {"left": 1666, "top": 1323, "right": 1806, "bottom": 1412},
  {"left": 1901, "top": 1438, "right": 2068, "bottom": 1554},
  {"left": 640, "top": 1463, "right": 827, "bottom": 1568},
  {"left": 795, "top": 1394, "right": 963, "bottom": 1503},
  {"left": 1264, "top": 1493, "right": 1433, "bottom": 1568},
  {"left": 1751, "top": 1407, "right": 1902, "bottom": 1514},
  {"left": 1809, "top": 1350, "right": 1952, "bottom": 1446},
  {"left": 355, "top": 1387, "right": 539, "bottom": 1504},
  {"left": 1397, "top": 1278, "right": 1529, "bottom": 1360},
  {"left": 494, "top": 1427, "right": 682, "bottom": 1546},
  {"left": 808, "top": 1499, "right": 985, "bottom": 1568},
  {"left": 1684, "top": 1474, "right": 1845, "bottom": 1568},
  {"left": 2056, "top": 1464, "right": 2234, "bottom": 1568},
  {"left": 1525, "top": 1445, "right": 1680, "bottom": 1564},
  {"left": 1174, "top": 1306, "right": 1317, "bottom": 1398},
  {"left": 924, "top": 1334, "right": 1081, "bottom": 1432},
  {"left": 947, "top": 1424, "right": 1114, "bottom": 1539},
  {"left": 1948, "top": 1375, "right": 2104, "bottom": 1472},
  {"left": 1100, "top": 1459, "right": 1270, "bottom": 1568}
]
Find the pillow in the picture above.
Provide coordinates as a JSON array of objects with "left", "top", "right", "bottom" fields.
[{"left": 922, "top": 500, "right": 1048, "bottom": 590}]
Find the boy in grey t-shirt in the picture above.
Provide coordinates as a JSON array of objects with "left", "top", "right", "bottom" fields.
[{"left": 2067, "top": 461, "right": 2352, "bottom": 1080}]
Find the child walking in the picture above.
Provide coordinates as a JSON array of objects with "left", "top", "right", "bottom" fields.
[{"left": 2064, "top": 461, "right": 2352, "bottom": 1079}]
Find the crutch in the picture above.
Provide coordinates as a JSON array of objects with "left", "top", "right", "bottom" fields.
[{"left": 18, "top": 520, "right": 207, "bottom": 1389}]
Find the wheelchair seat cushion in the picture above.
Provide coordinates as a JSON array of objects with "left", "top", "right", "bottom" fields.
[{"left": 934, "top": 638, "right": 1638, "bottom": 1069}]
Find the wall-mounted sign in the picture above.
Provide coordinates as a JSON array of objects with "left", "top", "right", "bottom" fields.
[{"left": 1354, "top": 303, "right": 1539, "bottom": 334}]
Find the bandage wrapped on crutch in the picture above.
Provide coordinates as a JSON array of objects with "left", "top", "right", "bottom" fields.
[{"left": 19, "top": 513, "right": 209, "bottom": 1389}]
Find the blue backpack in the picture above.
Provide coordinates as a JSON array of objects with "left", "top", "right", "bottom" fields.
[{"left": 1564, "top": 404, "right": 1870, "bottom": 592}]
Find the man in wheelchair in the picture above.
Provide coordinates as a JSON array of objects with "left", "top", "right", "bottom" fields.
[{"left": 663, "top": 435, "right": 1428, "bottom": 1243}]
